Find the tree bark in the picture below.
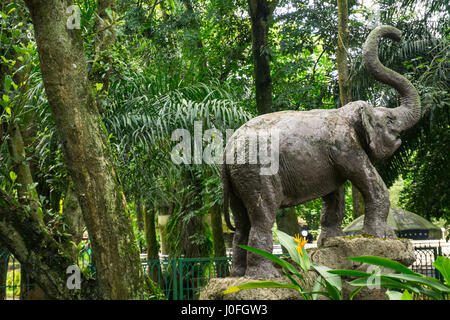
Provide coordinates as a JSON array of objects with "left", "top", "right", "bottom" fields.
[
  {"left": 336, "top": 0, "right": 352, "bottom": 107},
  {"left": 210, "top": 204, "right": 227, "bottom": 258},
  {"left": 62, "top": 180, "right": 85, "bottom": 260},
  {"left": 135, "top": 197, "right": 144, "bottom": 233},
  {"left": 0, "top": 190, "right": 95, "bottom": 299},
  {"left": 336, "top": 0, "right": 365, "bottom": 219},
  {"left": 248, "top": 0, "right": 277, "bottom": 114},
  {"left": 23, "top": 0, "right": 149, "bottom": 299},
  {"left": 7, "top": 124, "right": 42, "bottom": 220},
  {"left": 0, "top": 245, "right": 7, "bottom": 300},
  {"left": 144, "top": 206, "right": 159, "bottom": 260}
]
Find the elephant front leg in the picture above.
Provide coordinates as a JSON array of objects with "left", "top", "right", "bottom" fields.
[
  {"left": 342, "top": 153, "right": 396, "bottom": 239},
  {"left": 317, "top": 185, "right": 346, "bottom": 246}
]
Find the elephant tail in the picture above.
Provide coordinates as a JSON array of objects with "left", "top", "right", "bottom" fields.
[{"left": 221, "top": 163, "right": 236, "bottom": 232}]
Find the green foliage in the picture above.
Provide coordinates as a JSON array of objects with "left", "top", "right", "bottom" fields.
[
  {"left": 6, "top": 269, "right": 21, "bottom": 298},
  {"left": 330, "top": 255, "right": 450, "bottom": 300},
  {"left": 224, "top": 230, "right": 343, "bottom": 300}
]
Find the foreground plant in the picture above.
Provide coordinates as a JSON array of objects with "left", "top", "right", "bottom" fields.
[
  {"left": 223, "top": 230, "right": 343, "bottom": 300},
  {"left": 223, "top": 230, "right": 450, "bottom": 300},
  {"left": 329, "top": 255, "right": 450, "bottom": 300}
]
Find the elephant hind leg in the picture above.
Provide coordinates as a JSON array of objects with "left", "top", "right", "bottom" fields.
[
  {"left": 229, "top": 192, "right": 250, "bottom": 277},
  {"left": 317, "top": 185, "right": 346, "bottom": 247},
  {"left": 245, "top": 194, "right": 281, "bottom": 279}
]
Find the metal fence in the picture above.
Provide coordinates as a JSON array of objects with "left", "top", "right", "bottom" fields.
[
  {"left": 0, "top": 250, "right": 36, "bottom": 300},
  {"left": 1, "top": 243, "right": 448, "bottom": 300},
  {"left": 143, "top": 257, "right": 231, "bottom": 300},
  {"left": 410, "top": 245, "right": 446, "bottom": 281}
]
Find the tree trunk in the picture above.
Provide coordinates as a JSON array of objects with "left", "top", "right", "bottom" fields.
[
  {"left": 158, "top": 219, "right": 169, "bottom": 255},
  {"left": 352, "top": 186, "right": 365, "bottom": 218},
  {"left": 210, "top": 204, "right": 227, "bottom": 258},
  {"left": 336, "top": 0, "right": 365, "bottom": 219},
  {"left": 276, "top": 208, "right": 300, "bottom": 254},
  {"left": 7, "top": 123, "right": 42, "bottom": 220},
  {"left": 136, "top": 197, "right": 145, "bottom": 233},
  {"left": 7, "top": 124, "right": 45, "bottom": 300},
  {"left": 144, "top": 206, "right": 159, "bottom": 260},
  {"left": 144, "top": 206, "right": 161, "bottom": 284},
  {"left": 0, "top": 245, "right": 7, "bottom": 300},
  {"left": 24, "top": 0, "right": 149, "bottom": 299},
  {"left": 336, "top": 0, "right": 352, "bottom": 107},
  {"left": 248, "top": 0, "right": 278, "bottom": 114},
  {"left": 62, "top": 180, "right": 85, "bottom": 260}
]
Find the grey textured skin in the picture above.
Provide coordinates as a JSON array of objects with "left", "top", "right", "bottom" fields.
[{"left": 221, "top": 26, "right": 421, "bottom": 278}]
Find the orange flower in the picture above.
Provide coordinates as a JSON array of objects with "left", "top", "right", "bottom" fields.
[{"left": 294, "top": 234, "right": 308, "bottom": 257}]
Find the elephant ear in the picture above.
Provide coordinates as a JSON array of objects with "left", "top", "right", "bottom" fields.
[{"left": 361, "top": 105, "right": 379, "bottom": 153}]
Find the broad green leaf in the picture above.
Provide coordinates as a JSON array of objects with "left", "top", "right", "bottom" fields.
[
  {"left": 349, "top": 287, "right": 363, "bottom": 300},
  {"left": 347, "top": 256, "right": 419, "bottom": 276},
  {"left": 9, "top": 171, "right": 17, "bottom": 182},
  {"left": 311, "top": 275, "right": 323, "bottom": 300},
  {"left": 323, "top": 278, "right": 342, "bottom": 300},
  {"left": 348, "top": 276, "right": 421, "bottom": 295},
  {"left": 433, "top": 256, "right": 450, "bottom": 285},
  {"left": 95, "top": 83, "right": 104, "bottom": 91},
  {"left": 386, "top": 290, "right": 403, "bottom": 300},
  {"left": 384, "top": 273, "right": 450, "bottom": 293},
  {"left": 275, "top": 229, "right": 300, "bottom": 263},
  {"left": 283, "top": 269, "right": 305, "bottom": 292},
  {"left": 401, "top": 290, "right": 413, "bottom": 300},
  {"left": 275, "top": 229, "right": 309, "bottom": 271},
  {"left": 328, "top": 269, "right": 372, "bottom": 277},
  {"left": 4, "top": 75, "right": 12, "bottom": 91},
  {"left": 223, "top": 281, "right": 299, "bottom": 294},
  {"left": 2, "top": 94, "right": 9, "bottom": 102},
  {"left": 312, "top": 264, "right": 342, "bottom": 292},
  {"left": 5, "top": 107, "right": 11, "bottom": 115},
  {"left": 223, "top": 286, "right": 240, "bottom": 294}
]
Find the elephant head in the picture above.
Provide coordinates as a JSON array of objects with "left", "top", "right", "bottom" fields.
[{"left": 360, "top": 25, "right": 421, "bottom": 161}]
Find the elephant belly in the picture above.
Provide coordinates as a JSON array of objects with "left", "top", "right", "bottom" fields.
[{"left": 278, "top": 154, "right": 344, "bottom": 207}]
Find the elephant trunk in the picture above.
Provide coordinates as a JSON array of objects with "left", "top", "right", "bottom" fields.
[{"left": 363, "top": 25, "right": 421, "bottom": 131}]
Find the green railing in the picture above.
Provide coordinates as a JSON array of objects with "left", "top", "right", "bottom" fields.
[
  {"left": 143, "top": 257, "right": 232, "bottom": 300},
  {"left": 0, "top": 250, "right": 36, "bottom": 300}
]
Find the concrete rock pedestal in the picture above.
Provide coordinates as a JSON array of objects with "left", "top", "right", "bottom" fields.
[{"left": 199, "top": 236, "right": 416, "bottom": 300}]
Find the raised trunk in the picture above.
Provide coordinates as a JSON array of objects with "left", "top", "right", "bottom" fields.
[
  {"left": 363, "top": 25, "right": 421, "bottom": 130},
  {"left": 24, "top": 0, "right": 148, "bottom": 299}
]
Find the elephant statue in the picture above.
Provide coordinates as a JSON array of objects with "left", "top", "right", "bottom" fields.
[{"left": 221, "top": 25, "right": 421, "bottom": 278}]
